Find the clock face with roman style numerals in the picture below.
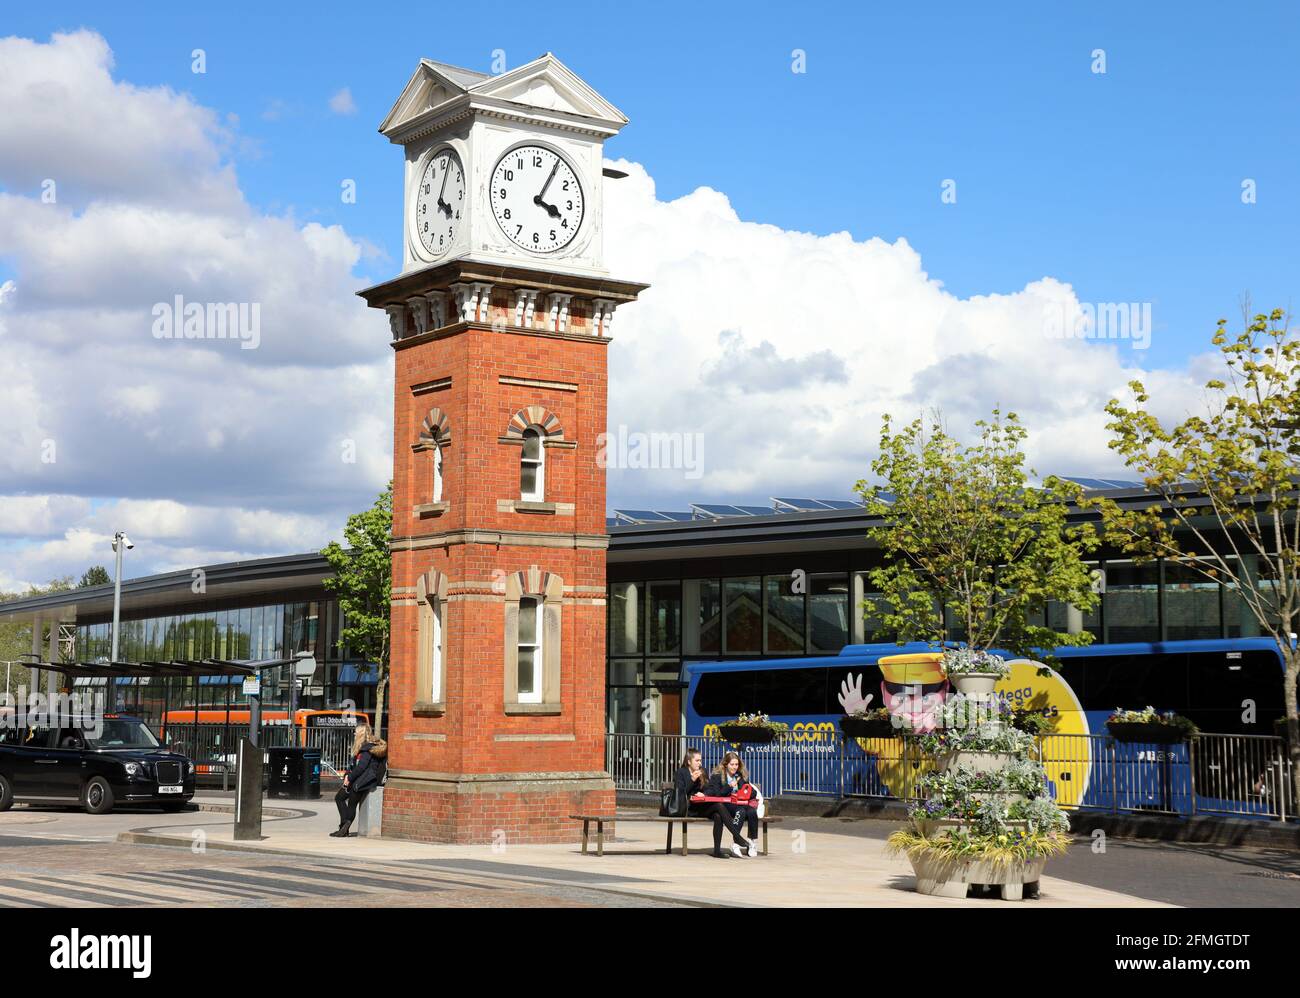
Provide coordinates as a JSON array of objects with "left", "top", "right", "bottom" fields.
[
  {"left": 414, "top": 147, "right": 464, "bottom": 257},
  {"left": 490, "top": 145, "right": 584, "bottom": 253}
]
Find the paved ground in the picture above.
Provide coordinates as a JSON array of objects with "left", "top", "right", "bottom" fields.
[
  {"left": 789, "top": 816, "right": 1300, "bottom": 908},
  {"left": 0, "top": 809, "right": 686, "bottom": 908},
  {"left": 3, "top": 797, "right": 1298, "bottom": 907}
]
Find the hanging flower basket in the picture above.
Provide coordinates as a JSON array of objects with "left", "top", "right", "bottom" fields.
[
  {"left": 1106, "top": 721, "right": 1190, "bottom": 745},
  {"left": 839, "top": 714, "right": 899, "bottom": 739},
  {"left": 717, "top": 724, "right": 778, "bottom": 744},
  {"left": 1106, "top": 708, "right": 1196, "bottom": 745}
]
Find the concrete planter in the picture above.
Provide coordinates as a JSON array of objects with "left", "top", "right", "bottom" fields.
[
  {"left": 938, "top": 749, "right": 1018, "bottom": 775},
  {"left": 908, "top": 850, "right": 1046, "bottom": 901},
  {"left": 967, "top": 790, "right": 1027, "bottom": 804},
  {"left": 951, "top": 673, "right": 1001, "bottom": 697}
]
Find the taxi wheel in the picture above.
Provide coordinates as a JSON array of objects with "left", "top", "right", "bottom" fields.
[
  {"left": 83, "top": 777, "right": 115, "bottom": 815},
  {"left": 0, "top": 774, "right": 12, "bottom": 812}
]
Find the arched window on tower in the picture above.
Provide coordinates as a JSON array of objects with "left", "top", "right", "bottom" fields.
[
  {"left": 516, "top": 595, "right": 542, "bottom": 703},
  {"left": 520, "top": 426, "right": 545, "bottom": 501},
  {"left": 432, "top": 444, "right": 444, "bottom": 503},
  {"left": 427, "top": 594, "right": 443, "bottom": 703}
]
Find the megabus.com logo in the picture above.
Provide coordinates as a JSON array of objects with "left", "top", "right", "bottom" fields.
[{"left": 702, "top": 722, "right": 835, "bottom": 742}]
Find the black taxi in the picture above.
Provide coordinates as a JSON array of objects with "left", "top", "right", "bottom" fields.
[{"left": 0, "top": 714, "right": 195, "bottom": 814}]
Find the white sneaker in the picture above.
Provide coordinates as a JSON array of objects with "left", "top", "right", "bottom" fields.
[
  {"left": 731, "top": 843, "right": 744, "bottom": 858},
  {"left": 747, "top": 843, "right": 758, "bottom": 858}
]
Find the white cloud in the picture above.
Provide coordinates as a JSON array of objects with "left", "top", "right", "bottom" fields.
[
  {"left": 601, "top": 160, "right": 1204, "bottom": 506},
  {"left": 0, "top": 30, "right": 240, "bottom": 213},
  {"left": 328, "top": 87, "right": 357, "bottom": 115}
]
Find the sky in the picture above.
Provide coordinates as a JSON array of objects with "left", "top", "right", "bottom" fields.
[{"left": 0, "top": 1, "right": 1296, "bottom": 588}]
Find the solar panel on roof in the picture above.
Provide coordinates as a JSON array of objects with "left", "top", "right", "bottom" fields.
[
  {"left": 605, "top": 517, "right": 621, "bottom": 529},
  {"left": 1060, "top": 476, "right": 1111, "bottom": 490},
  {"left": 655, "top": 510, "right": 696, "bottom": 521},
  {"left": 772, "top": 497, "right": 832, "bottom": 510},
  {"left": 737, "top": 505, "right": 773, "bottom": 516},
  {"left": 691, "top": 503, "right": 750, "bottom": 517},
  {"left": 614, "top": 509, "right": 674, "bottom": 523},
  {"left": 816, "top": 499, "right": 863, "bottom": 509}
]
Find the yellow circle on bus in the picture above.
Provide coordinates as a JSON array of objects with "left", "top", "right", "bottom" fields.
[{"left": 1000, "top": 659, "right": 1091, "bottom": 808}]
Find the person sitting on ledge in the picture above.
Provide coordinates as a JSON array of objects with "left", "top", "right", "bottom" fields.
[{"left": 330, "top": 723, "right": 387, "bottom": 838}]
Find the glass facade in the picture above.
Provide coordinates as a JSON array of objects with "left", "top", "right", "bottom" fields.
[
  {"left": 72, "top": 597, "right": 380, "bottom": 730},
  {"left": 608, "top": 557, "right": 1257, "bottom": 733}
]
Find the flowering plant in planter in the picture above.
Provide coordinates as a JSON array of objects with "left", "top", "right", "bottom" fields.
[
  {"left": 941, "top": 648, "right": 1012, "bottom": 677},
  {"left": 1009, "top": 706, "right": 1056, "bottom": 736},
  {"left": 717, "top": 712, "right": 789, "bottom": 744},
  {"left": 1106, "top": 706, "right": 1197, "bottom": 743},
  {"left": 840, "top": 705, "right": 908, "bottom": 738},
  {"left": 888, "top": 825, "right": 1070, "bottom": 865},
  {"left": 1007, "top": 795, "right": 1071, "bottom": 835},
  {"left": 916, "top": 721, "right": 1034, "bottom": 757}
]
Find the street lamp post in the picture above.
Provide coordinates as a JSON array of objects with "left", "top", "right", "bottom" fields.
[{"left": 109, "top": 532, "right": 133, "bottom": 663}]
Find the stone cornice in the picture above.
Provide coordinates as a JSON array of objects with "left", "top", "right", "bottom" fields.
[
  {"left": 358, "top": 258, "right": 647, "bottom": 310},
  {"left": 392, "top": 529, "right": 609, "bottom": 551}
]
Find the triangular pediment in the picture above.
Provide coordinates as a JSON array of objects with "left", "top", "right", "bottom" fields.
[
  {"left": 378, "top": 60, "right": 489, "bottom": 136},
  {"left": 379, "top": 53, "right": 625, "bottom": 140},
  {"left": 470, "top": 53, "right": 627, "bottom": 128}
]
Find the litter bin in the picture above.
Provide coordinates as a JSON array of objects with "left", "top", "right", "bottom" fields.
[{"left": 267, "top": 747, "right": 322, "bottom": 800}]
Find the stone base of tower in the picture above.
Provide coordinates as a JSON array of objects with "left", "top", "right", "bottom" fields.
[{"left": 380, "top": 772, "right": 615, "bottom": 844}]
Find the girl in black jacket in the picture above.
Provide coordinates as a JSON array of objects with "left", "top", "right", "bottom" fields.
[
  {"left": 676, "top": 748, "right": 750, "bottom": 859},
  {"left": 330, "top": 724, "right": 388, "bottom": 838}
]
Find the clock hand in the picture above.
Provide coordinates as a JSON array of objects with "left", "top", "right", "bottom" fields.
[
  {"left": 532, "top": 194, "right": 561, "bottom": 219},
  {"left": 538, "top": 158, "right": 560, "bottom": 200},
  {"left": 437, "top": 159, "right": 453, "bottom": 216}
]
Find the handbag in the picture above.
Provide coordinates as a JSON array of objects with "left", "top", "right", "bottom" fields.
[{"left": 659, "top": 781, "right": 687, "bottom": 817}]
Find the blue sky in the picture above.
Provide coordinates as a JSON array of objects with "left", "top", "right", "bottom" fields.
[
  {"left": 7, "top": 1, "right": 1296, "bottom": 369},
  {"left": 0, "top": 2, "right": 1297, "bottom": 586}
]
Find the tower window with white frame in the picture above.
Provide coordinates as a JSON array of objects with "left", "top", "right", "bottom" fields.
[
  {"left": 520, "top": 426, "right": 544, "bottom": 501},
  {"left": 432, "top": 444, "right": 444, "bottom": 503},
  {"left": 517, "top": 596, "right": 542, "bottom": 703},
  {"left": 427, "top": 595, "right": 443, "bottom": 703}
]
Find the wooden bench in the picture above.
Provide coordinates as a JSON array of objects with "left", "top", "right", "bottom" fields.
[{"left": 570, "top": 813, "right": 782, "bottom": 857}]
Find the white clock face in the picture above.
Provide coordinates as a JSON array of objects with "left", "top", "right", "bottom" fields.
[
  {"left": 414, "top": 148, "right": 465, "bottom": 257},
  {"left": 490, "top": 145, "right": 585, "bottom": 253}
]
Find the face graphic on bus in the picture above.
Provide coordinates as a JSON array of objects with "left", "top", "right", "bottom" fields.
[
  {"left": 882, "top": 679, "right": 950, "bottom": 732},
  {"left": 877, "top": 654, "right": 950, "bottom": 733}
]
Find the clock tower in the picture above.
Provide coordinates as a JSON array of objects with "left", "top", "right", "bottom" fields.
[{"left": 358, "top": 54, "right": 646, "bottom": 843}]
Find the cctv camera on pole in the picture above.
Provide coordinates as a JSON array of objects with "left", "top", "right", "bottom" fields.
[{"left": 109, "top": 532, "right": 133, "bottom": 663}]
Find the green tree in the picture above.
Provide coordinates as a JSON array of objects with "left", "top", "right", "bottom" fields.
[
  {"left": 856, "top": 409, "right": 1099, "bottom": 660},
  {"left": 0, "top": 577, "right": 75, "bottom": 695},
  {"left": 78, "top": 565, "right": 111, "bottom": 588},
  {"left": 321, "top": 485, "right": 392, "bottom": 737},
  {"left": 1080, "top": 308, "right": 1300, "bottom": 801}
]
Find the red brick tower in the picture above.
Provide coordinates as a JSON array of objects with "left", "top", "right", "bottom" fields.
[{"left": 358, "top": 55, "right": 646, "bottom": 843}]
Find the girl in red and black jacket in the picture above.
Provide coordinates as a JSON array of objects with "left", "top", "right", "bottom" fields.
[{"left": 704, "top": 751, "right": 758, "bottom": 858}]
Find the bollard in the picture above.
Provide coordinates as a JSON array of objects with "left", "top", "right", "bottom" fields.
[
  {"left": 233, "top": 738, "right": 264, "bottom": 841},
  {"left": 357, "top": 787, "right": 385, "bottom": 838}
]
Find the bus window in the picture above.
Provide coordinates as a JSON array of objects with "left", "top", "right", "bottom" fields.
[
  {"left": 1187, "top": 651, "right": 1283, "bottom": 733},
  {"left": 1080, "top": 653, "right": 1188, "bottom": 712},
  {"left": 692, "top": 671, "right": 756, "bottom": 718},
  {"left": 751, "top": 668, "right": 829, "bottom": 716}
]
